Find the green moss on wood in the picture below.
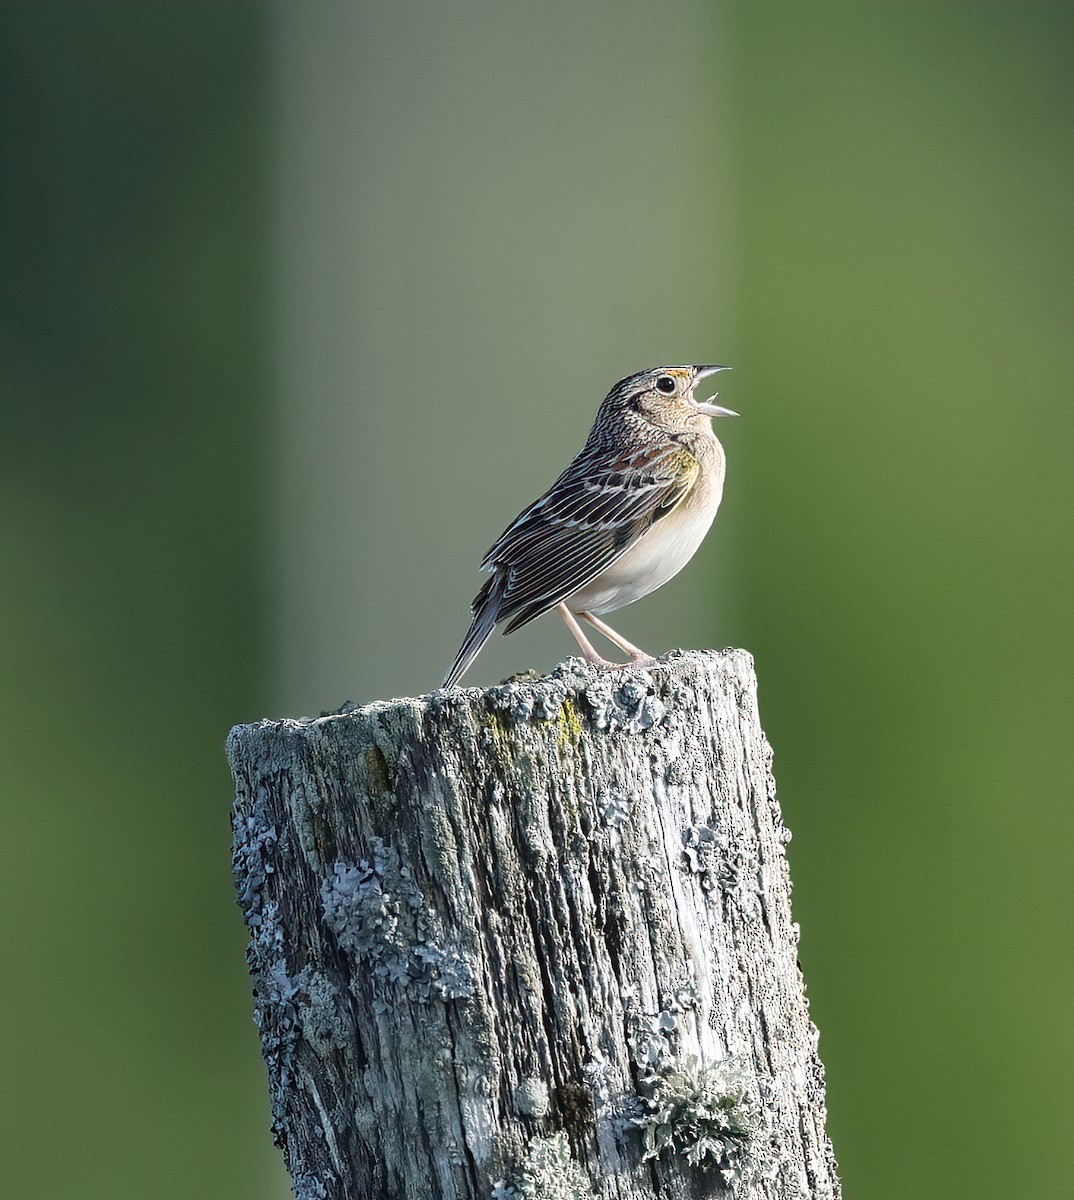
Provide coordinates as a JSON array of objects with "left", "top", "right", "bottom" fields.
[{"left": 556, "top": 698, "right": 584, "bottom": 747}]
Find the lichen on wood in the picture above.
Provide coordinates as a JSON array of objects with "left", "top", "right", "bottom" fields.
[{"left": 227, "top": 649, "right": 840, "bottom": 1200}]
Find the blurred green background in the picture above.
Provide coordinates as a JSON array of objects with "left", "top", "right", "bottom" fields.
[{"left": 2, "top": 2, "right": 1071, "bottom": 1197}]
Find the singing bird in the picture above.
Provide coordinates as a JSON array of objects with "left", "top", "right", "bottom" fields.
[{"left": 443, "top": 364, "right": 736, "bottom": 688}]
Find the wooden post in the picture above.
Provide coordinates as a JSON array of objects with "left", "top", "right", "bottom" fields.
[{"left": 227, "top": 649, "right": 840, "bottom": 1199}]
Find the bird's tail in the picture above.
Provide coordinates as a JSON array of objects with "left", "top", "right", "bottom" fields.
[{"left": 442, "top": 574, "right": 504, "bottom": 688}]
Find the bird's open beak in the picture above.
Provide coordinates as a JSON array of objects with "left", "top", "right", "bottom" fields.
[{"left": 691, "top": 364, "right": 738, "bottom": 417}]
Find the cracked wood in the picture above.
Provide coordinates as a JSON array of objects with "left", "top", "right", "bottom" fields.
[{"left": 227, "top": 649, "right": 840, "bottom": 1200}]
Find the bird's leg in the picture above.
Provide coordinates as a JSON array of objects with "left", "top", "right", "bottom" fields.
[
  {"left": 579, "top": 611, "right": 654, "bottom": 663},
  {"left": 557, "top": 603, "right": 617, "bottom": 667}
]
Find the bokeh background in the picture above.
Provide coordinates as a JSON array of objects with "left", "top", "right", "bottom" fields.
[{"left": 2, "top": 2, "right": 1072, "bottom": 1197}]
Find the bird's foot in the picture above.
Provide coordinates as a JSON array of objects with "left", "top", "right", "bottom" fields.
[
  {"left": 582, "top": 652, "right": 659, "bottom": 673},
  {"left": 579, "top": 651, "right": 621, "bottom": 670}
]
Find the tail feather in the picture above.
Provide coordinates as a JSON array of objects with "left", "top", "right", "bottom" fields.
[{"left": 442, "top": 574, "right": 504, "bottom": 688}]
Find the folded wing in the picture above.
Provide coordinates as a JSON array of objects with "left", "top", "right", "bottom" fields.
[{"left": 482, "top": 440, "right": 700, "bottom": 634}]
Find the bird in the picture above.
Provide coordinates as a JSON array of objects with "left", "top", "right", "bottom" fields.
[{"left": 443, "top": 364, "right": 737, "bottom": 688}]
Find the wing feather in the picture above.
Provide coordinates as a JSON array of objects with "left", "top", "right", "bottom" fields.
[{"left": 479, "top": 440, "right": 700, "bottom": 634}]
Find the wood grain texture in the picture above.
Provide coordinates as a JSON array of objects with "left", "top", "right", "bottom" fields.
[{"left": 227, "top": 649, "right": 840, "bottom": 1199}]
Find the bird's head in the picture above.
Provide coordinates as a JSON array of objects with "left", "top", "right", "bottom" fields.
[{"left": 602, "top": 365, "right": 737, "bottom": 432}]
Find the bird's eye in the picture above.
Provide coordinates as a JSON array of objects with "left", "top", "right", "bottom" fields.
[{"left": 655, "top": 375, "right": 676, "bottom": 395}]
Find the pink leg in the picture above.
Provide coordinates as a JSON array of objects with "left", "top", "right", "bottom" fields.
[
  {"left": 579, "top": 611, "right": 654, "bottom": 662},
  {"left": 557, "top": 603, "right": 617, "bottom": 666}
]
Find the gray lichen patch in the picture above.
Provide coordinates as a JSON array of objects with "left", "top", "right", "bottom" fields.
[
  {"left": 486, "top": 659, "right": 591, "bottom": 725},
  {"left": 482, "top": 656, "right": 667, "bottom": 737},
  {"left": 584, "top": 670, "right": 666, "bottom": 734},
  {"left": 634, "top": 1057, "right": 775, "bottom": 1190},
  {"left": 293, "top": 1170, "right": 332, "bottom": 1200},
  {"left": 320, "top": 840, "right": 475, "bottom": 1006},
  {"left": 598, "top": 788, "right": 634, "bottom": 831},
  {"left": 231, "top": 782, "right": 278, "bottom": 911},
  {"left": 297, "top": 969, "right": 349, "bottom": 1056},
  {"left": 681, "top": 822, "right": 762, "bottom": 918},
  {"left": 513, "top": 1078, "right": 551, "bottom": 1119},
  {"left": 230, "top": 779, "right": 300, "bottom": 1145},
  {"left": 493, "top": 1131, "right": 595, "bottom": 1200}
]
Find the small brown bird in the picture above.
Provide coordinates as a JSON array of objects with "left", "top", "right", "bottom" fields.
[{"left": 443, "top": 364, "right": 736, "bottom": 687}]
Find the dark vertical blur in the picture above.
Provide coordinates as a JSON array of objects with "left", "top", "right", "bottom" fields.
[
  {"left": 0, "top": 3, "right": 284, "bottom": 1197},
  {"left": 731, "top": 2, "right": 1074, "bottom": 1196}
]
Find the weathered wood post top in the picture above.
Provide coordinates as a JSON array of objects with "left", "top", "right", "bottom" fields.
[{"left": 228, "top": 648, "right": 840, "bottom": 1200}]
